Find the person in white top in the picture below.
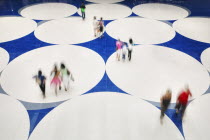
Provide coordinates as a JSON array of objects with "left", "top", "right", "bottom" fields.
[
  {"left": 93, "top": 16, "right": 98, "bottom": 37},
  {"left": 122, "top": 42, "right": 128, "bottom": 61},
  {"left": 128, "top": 38, "right": 133, "bottom": 61}
]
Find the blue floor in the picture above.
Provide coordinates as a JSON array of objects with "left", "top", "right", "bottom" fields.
[{"left": 0, "top": 0, "right": 210, "bottom": 139}]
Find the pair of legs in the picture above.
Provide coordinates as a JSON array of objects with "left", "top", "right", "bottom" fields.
[
  {"left": 81, "top": 12, "right": 85, "bottom": 20},
  {"left": 116, "top": 50, "right": 121, "bottom": 61},
  {"left": 51, "top": 77, "right": 61, "bottom": 96},
  {"left": 94, "top": 27, "right": 98, "bottom": 37},
  {"left": 62, "top": 76, "right": 70, "bottom": 91},
  {"left": 39, "top": 84, "right": 45, "bottom": 98},
  {"left": 97, "top": 26, "right": 103, "bottom": 38},
  {"left": 175, "top": 103, "right": 187, "bottom": 117},
  {"left": 128, "top": 50, "right": 132, "bottom": 61},
  {"left": 160, "top": 104, "right": 169, "bottom": 119},
  {"left": 122, "top": 53, "right": 126, "bottom": 61}
]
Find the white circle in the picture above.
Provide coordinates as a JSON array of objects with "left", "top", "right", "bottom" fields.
[
  {"left": 173, "top": 17, "right": 210, "bottom": 43},
  {"left": 201, "top": 47, "right": 210, "bottom": 72},
  {"left": 0, "top": 45, "right": 105, "bottom": 103},
  {"left": 183, "top": 94, "right": 210, "bottom": 140},
  {"left": 86, "top": 0, "right": 124, "bottom": 4},
  {"left": 132, "top": 3, "right": 190, "bottom": 21},
  {"left": 0, "top": 16, "right": 37, "bottom": 43},
  {"left": 106, "top": 45, "right": 209, "bottom": 102},
  {"left": 106, "top": 17, "right": 176, "bottom": 44},
  {"left": 35, "top": 17, "right": 100, "bottom": 44},
  {"left": 77, "top": 4, "right": 132, "bottom": 20},
  {"left": 0, "top": 94, "right": 30, "bottom": 140},
  {"left": 0, "top": 48, "right": 9, "bottom": 72},
  {"left": 19, "top": 3, "right": 77, "bottom": 20},
  {"left": 29, "top": 92, "right": 184, "bottom": 140}
]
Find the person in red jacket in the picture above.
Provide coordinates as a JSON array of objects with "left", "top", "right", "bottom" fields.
[{"left": 175, "top": 85, "right": 192, "bottom": 118}]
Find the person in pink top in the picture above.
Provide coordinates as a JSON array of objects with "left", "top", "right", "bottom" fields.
[{"left": 116, "top": 39, "right": 123, "bottom": 61}]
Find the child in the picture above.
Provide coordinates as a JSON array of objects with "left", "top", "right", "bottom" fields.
[
  {"left": 60, "top": 63, "right": 74, "bottom": 91},
  {"left": 50, "top": 65, "right": 61, "bottom": 96},
  {"left": 116, "top": 39, "right": 123, "bottom": 61},
  {"left": 33, "top": 70, "right": 46, "bottom": 98},
  {"left": 122, "top": 42, "right": 128, "bottom": 61}
]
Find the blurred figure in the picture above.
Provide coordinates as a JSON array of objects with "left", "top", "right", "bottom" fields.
[
  {"left": 93, "top": 16, "right": 98, "bottom": 37},
  {"left": 128, "top": 38, "right": 133, "bottom": 61},
  {"left": 98, "top": 17, "right": 104, "bottom": 38},
  {"left": 33, "top": 70, "right": 46, "bottom": 98},
  {"left": 116, "top": 39, "right": 123, "bottom": 61},
  {"left": 160, "top": 89, "right": 172, "bottom": 119},
  {"left": 60, "top": 63, "right": 72, "bottom": 91},
  {"left": 50, "top": 65, "right": 61, "bottom": 96},
  {"left": 175, "top": 85, "right": 192, "bottom": 118},
  {"left": 80, "top": 2, "right": 86, "bottom": 20},
  {"left": 122, "top": 42, "right": 128, "bottom": 61}
]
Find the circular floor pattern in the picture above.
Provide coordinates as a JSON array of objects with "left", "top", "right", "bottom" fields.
[
  {"left": 201, "top": 47, "right": 210, "bottom": 72},
  {"left": 0, "top": 16, "right": 37, "bottom": 43},
  {"left": 0, "top": 48, "right": 9, "bottom": 72},
  {"left": 0, "top": 45, "right": 105, "bottom": 103},
  {"left": 35, "top": 17, "right": 102, "bottom": 44},
  {"left": 106, "top": 45, "right": 209, "bottom": 102},
  {"left": 173, "top": 17, "right": 210, "bottom": 44},
  {"left": 78, "top": 4, "right": 132, "bottom": 20},
  {"left": 183, "top": 94, "right": 210, "bottom": 140},
  {"left": 19, "top": 3, "right": 77, "bottom": 20},
  {"left": 0, "top": 94, "right": 29, "bottom": 140},
  {"left": 86, "top": 0, "right": 124, "bottom": 4},
  {"left": 29, "top": 92, "right": 184, "bottom": 140},
  {"left": 106, "top": 17, "right": 175, "bottom": 44},
  {"left": 132, "top": 3, "right": 190, "bottom": 21}
]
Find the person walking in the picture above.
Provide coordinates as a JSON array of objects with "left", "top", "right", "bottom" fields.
[
  {"left": 50, "top": 65, "right": 62, "bottom": 96},
  {"left": 60, "top": 63, "right": 72, "bottom": 91},
  {"left": 175, "top": 85, "right": 192, "bottom": 118},
  {"left": 98, "top": 17, "right": 104, "bottom": 38},
  {"left": 116, "top": 39, "right": 123, "bottom": 61},
  {"left": 128, "top": 38, "right": 133, "bottom": 61},
  {"left": 122, "top": 42, "right": 128, "bottom": 61},
  {"left": 93, "top": 16, "right": 98, "bottom": 37},
  {"left": 80, "top": 2, "right": 86, "bottom": 20},
  {"left": 160, "top": 89, "right": 172, "bottom": 119},
  {"left": 33, "top": 70, "right": 46, "bottom": 98}
]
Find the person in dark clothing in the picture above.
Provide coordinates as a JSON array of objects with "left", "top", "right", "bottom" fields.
[
  {"left": 33, "top": 70, "right": 46, "bottom": 98},
  {"left": 128, "top": 38, "right": 133, "bottom": 61},
  {"left": 98, "top": 17, "right": 104, "bottom": 38},
  {"left": 160, "top": 89, "right": 172, "bottom": 119},
  {"left": 80, "top": 2, "right": 86, "bottom": 20}
]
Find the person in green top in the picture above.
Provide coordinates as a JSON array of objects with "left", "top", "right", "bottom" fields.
[
  {"left": 80, "top": 2, "right": 86, "bottom": 20},
  {"left": 60, "top": 63, "right": 74, "bottom": 91}
]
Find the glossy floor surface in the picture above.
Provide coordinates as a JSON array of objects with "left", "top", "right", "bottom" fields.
[{"left": 0, "top": 0, "right": 210, "bottom": 139}]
